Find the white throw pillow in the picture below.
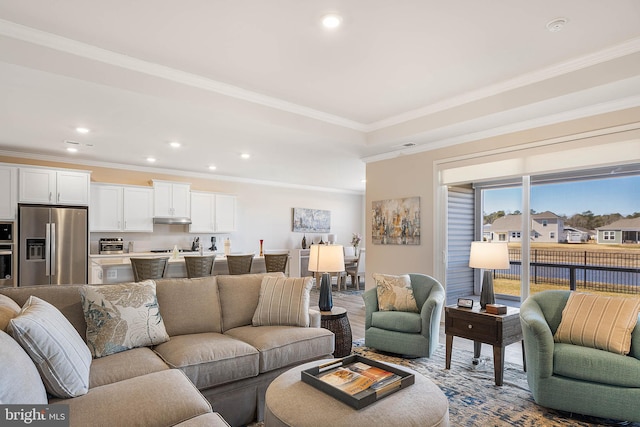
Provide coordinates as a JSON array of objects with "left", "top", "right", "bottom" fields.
[
  {"left": 252, "top": 276, "right": 312, "bottom": 327},
  {"left": 0, "top": 329, "right": 48, "bottom": 404},
  {"left": 81, "top": 280, "right": 170, "bottom": 358},
  {"left": 8, "top": 296, "right": 91, "bottom": 398}
]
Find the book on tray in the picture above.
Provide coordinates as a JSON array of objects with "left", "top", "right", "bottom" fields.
[{"left": 318, "top": 361, "right": 402, "bottom": 396}]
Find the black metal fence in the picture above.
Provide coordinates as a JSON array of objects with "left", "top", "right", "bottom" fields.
[{"left": 495, "top": 248, "right": 640, "bottom": 294}]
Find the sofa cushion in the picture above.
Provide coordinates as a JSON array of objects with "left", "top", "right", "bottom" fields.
[
  {"left": 52, "top": 369, "right": 213, "bottom": 427},
  {"left": 8, "top": 296, "right": 91, "bottom": 398},
  {"left": 177, "top": 412, "right": 230, "bottom": 427},
  {"left": 371, "top": 310, "right": 422, "bottom": 334},
  {"left": 373, "top": 273, "right": 419, "bottom": 313},
  {"left": 155, "top": 276, "right": 223, "bottom": 335},
  {"left": 554, "top": 292, "right": 640, "bottom": 355},
  {"left": 0, "top": 329, "right": 48, "bottom": 404},
  {"left": 225, "top": 325, "right": 335, "bottom": 373},
  {"left": 217, "top": 272, "right": 285, "bottom": 332},
  {"left": 81, "top": 281, "right": 170, "bottom": 358},
  {"left": 553, "top": 342, "right": 640, "bottom": 387},
  {"left": 153, "top": 332, "right": 260, "bottom": 389},
  {"left": 253, "top": 276, "right": 312, "bottom": 327},
  {"left": 0, "top": 294, "right": 20, "bottom": 331},
  {"left": 89, "top": 347, "right": 169, "bottom": 388}
]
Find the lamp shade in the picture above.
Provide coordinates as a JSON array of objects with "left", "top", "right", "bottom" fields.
[
  {"left": 308, "top": 244, "right": 345, "bottom": 273},
  {"left": 469, "top": 242, "right": 510, "bottom": 270}
]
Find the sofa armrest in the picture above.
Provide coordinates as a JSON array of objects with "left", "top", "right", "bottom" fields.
[
  {"left": 420, "top": 285, "right": 444, "bottom": 341},
  {"left": 308, "top": 309, "right": 321, "bottom": 328},
  {"left": 520, "top": 297, "right": 555, "bottom": 379},
  {"left": 363, "top": 288, "right": 378, "bottom": 329}
]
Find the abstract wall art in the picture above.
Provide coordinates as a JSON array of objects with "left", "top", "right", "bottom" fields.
[
  {"left": 371, "top": 197, "right": 420, "bottom": 245},
  {"left": 292, "top": 208, "right": 331, "bottom": 233}
]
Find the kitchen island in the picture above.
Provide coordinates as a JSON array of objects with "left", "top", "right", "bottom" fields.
[{"left": 90, "top": 252, "right": 270, "bottom": 284}]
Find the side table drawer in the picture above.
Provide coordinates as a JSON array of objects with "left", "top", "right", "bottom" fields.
[{"left": 447, "top": 316, "right": 497, "bottom": 342}]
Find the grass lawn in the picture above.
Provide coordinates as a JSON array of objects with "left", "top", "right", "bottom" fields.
[{"left": 495, "top": 278, "right": 640, "bottom": 298}]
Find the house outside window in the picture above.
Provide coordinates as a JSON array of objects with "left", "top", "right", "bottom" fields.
[
  {"left": 542, "top": 220, "right": 548, "bottom": 227},
  {"left": 550, "top": 232, "right": 555, "bottom": 239},
  {"left": 603, "top": 231, "right": 615, "bottom": 240},
  {"left": 510, "top": 231, "right": 521, "bottom": 239}
]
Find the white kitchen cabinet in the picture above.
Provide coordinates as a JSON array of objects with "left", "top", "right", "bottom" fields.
[
  {"left": 90, "top": 184, "right": 153, "bottom": 232},
  {"left": 123, "top": 187, "right": 153, "bottom": 232},
  {"left": 189, "top": 191, "right": 215, "bottom": 233},
  {"left": 19, "top": 167, "right": 90, "bottom": 205},
  {"left": 90, "top": 185, "right": 123, "bottom": 231},
  {"left": 153, "top": 180, "right": 190, "bottom": 218},
  {"left": 215, "top": 194, "right": 236, "bottom": 232},
  {"left": 0, "top": 166, "right": 17, "bottom": 220}
]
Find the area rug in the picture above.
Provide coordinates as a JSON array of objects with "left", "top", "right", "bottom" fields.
[{"left": 352, "top": 340, "right": 638, "bottom": 427}]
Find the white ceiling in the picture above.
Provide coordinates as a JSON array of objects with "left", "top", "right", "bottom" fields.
[{"left": 0, "top": 1, "right": 639, "bottom": 193}]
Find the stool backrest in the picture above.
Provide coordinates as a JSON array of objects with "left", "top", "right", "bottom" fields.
[
  {"left": 264, "top": 253, "right": 289, "bottom": 273},
  {"left": 130, "top": 257, "right": 169, "bottom": 282},
  {"left": 184, "top": 255, "right": 216, "bottom": 278},
  {"left": 226, "top": 254, "right": 254, "bottom": 275}
]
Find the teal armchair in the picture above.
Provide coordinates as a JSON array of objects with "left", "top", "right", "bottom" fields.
[
  {"left": 520, "top": 290, "right": 640, "bottom": 422},
  {"left": 363, "top": 273, "right": 445, "bottom": 358}
]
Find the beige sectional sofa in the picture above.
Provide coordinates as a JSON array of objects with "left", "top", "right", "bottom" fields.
[{"left": 0, "top": 272, "right": 335, "bottom": 427}]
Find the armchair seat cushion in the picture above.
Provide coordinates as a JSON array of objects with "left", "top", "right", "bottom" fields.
[
  {"left": 371, "top": 311, "right": 422, "bottom": 334},
  {"left": 553, "top": 343, "right": 640, "bottom": 388}
]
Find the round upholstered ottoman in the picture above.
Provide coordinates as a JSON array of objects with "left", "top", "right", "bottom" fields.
[{"left": 264, "top": 360, "right": 449, "bottom": 427}]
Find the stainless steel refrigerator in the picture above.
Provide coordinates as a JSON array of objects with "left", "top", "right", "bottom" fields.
[{"left": 18, "top": 204, "right": 88, "bottom": 286}]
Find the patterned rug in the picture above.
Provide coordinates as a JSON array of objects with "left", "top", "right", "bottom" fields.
[{"left": 352, "top": 341, "right": 638, "bottom": 427}]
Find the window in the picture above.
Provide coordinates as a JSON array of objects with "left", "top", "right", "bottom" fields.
[
  {"left": 542, "top": 220, "right": 548, "bottom": 227},
  {"left": 550, "top": 232, "right": 555, "bottom": 239},
  {"left": 604, "top": 231, "right": 615, "bottom": 240},
  {"left": 511, "top": 231, "right": 521, "bottom": 238},
  {"left": 498, "top": 233, "right": 507, "bottom": 241}
]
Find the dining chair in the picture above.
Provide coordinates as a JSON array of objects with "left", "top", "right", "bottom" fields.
[
  {"left": 184, "top": 255, "right": 216, "bottom": 278},
  {"left": 344, "top": 251, "right": 363, "bottom": 290},
  {"left": 130, "top": 257, "right": 169, "bottom": 282},
  {"left": 226, "top": 254, "right": 254, "bottom": 275},
  {"left": 264, "top": 253, "right": 289, "bottom": 273}
]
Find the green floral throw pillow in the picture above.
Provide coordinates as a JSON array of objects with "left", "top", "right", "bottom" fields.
[
  {"left": 373, "top": 273, "right": 419, "bottom": 313},
  {"left": 81, "top": 280, "right": 170, "bottom": 358}
]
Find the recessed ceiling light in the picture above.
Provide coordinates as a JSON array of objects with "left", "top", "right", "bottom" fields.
[
  {"left": 169, "top": 141, "right": 181, "bottom": 148},
  {"left": 208, "top": 165, "right": 217, "bottom": 171},
  {"left": 546, "top": 17, "right": 568, "bottom": 32},
  {"left": 76, "top": 127, "right": 90, "bottom": 134},
  {"left": 66, "top": 147, "right": 78, "bottom": 153},
  {"left": 240, "top": 153, "right": 251, "bottom": 159},
  {"left": 146, "top": 157, "right": 156, "bottom": 163},
  {"left": 321, "top": 13, "right": 342, "bottom": 29}
]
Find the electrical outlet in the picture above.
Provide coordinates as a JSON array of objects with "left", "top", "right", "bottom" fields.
[{"left": 107, "top": 270, "right": 117, "bottom": 279}]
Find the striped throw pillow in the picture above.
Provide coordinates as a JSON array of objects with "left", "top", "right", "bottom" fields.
[
  {"left": 252, "top": 276, "right": 312, "bottom": 327},
  {"left": 554, "top": 292, "right": 640, "bottom": 355}
]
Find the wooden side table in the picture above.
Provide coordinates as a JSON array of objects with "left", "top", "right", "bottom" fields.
[
  {"left": 444, "top": 305, "right": 525, "bottom": 386},
  {"left": 312, "top": 306, "right": 352, "bottom": 357}
]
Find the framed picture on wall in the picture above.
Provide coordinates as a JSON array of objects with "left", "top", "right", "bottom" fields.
[
  {"left": 371, "top": 197, "right": 420, "bottom": 245},
  {"left": 292, "top": 208, "right": 331, "bottom": 233}
]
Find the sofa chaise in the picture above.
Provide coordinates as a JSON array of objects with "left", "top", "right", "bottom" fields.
[{"left": 0, "top": 272, "right": 334, "bottom": 427}]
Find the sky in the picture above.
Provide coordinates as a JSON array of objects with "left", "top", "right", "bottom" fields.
[{"left": 483, "top": 175, "right": 640, "bottom": 217}]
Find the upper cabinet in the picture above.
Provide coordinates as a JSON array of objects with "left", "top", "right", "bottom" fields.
[
  {"left": 90, "top": 184, "right": 153, "bottom": 232},
  {"left": 153, "top": 180, "right": 190, "bottom": 219},
  {"left": 19, "top": 167, "right": 90, "bottom": 205},
  {"left": 189, "top": 191, "right": 236, "bottom": 233},
  {"left": 0, "top": 166, "right": 17, "bottom": 220}
]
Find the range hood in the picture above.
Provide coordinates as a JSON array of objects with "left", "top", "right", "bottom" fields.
[{"left": 153, "top": 217, "right": 192, "bottom": 225}]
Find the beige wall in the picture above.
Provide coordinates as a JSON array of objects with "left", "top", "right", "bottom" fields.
[
  {"left": 2, "top": 155, "right": 365, "bottom": 255},
  {"left": 365, "top": 107, "right": 640, "bottom": 291}
]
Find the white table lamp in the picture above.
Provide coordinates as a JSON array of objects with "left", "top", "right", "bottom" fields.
[
  {"left": 308, "top": 244, "right": 345, "bottom": 311},
  {"left": 469, "top": 242, "right": 510, "bottom": 309}
]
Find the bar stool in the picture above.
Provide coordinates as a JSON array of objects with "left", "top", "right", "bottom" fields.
[
  {"left": 184, "top": 255, "right": 216, "bottom": 278},
  {"left": 264, "top": 253, "right": 289, "bottom": 273},
  {"left": 130, "top": 257, "right": 169, "bottom": 282},
  {"left": 226, "top": 254, "right": 254, "bottom": 275}
]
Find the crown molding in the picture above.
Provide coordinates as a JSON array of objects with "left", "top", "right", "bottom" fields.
[
  {"left": 0, "top": 19, "right": 367, "bottom": 132},
  {"left": 362, "top": 95, "right": 640, "bottom": 164},
  {"left": 0, "top": 149, "right": 364, "bottom": 195},
  {"left": 365, "top": 37, "right": 640, "bottom": 132}
]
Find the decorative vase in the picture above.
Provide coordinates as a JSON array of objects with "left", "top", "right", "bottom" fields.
[
  {"left": 353, "top": 245, "right": 359, "bottom": 257},
  {"left": 302, "top": 235, "right": 307, "bottom": 249},
  {"left": 259, "top": 239, "right": 264, "bottom": 256},
  {"left": 318, "top": 273, "right": 333, "bottom": 311},
  {"left": 480, "top": 270, "right": 495, "bottom": 309}
]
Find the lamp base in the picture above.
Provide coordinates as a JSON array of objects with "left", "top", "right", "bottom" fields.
[
  {"left": 318, "top": 273, "right": 333, "bottom": 311},
  {"left": 480, "top": 270, "right": 495, "bottom": 310}
]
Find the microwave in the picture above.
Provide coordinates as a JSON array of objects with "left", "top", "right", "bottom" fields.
[{"left": 0, "top": 222, "right": 13, "bottom": 243}]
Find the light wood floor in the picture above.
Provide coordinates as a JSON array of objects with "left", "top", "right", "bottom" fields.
[{"left": 311, "top": 287, "right": 525, "bottom": 367}]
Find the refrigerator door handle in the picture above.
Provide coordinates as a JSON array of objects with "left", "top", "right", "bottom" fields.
[
  {"left": 45, "top": 223, "right": 51, "bottom": 276},
  {"left": 50, "top": 222, "right": 56, "bottom": 276}
]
